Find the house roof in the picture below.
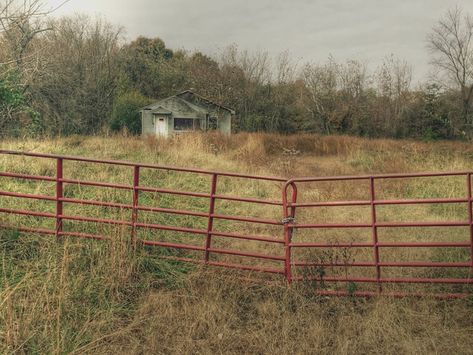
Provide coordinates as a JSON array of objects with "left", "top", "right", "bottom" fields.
[
  {"left": 176, "top": 90, "right": 236, "bottom": 114},
  {"left": 149, "top": 106, "right": 172, "bottom": 115},
  {"left": 140, "top": 90, "right": 235, "bottom": 115},
  {"left": 144, "top": 96, "right": 208, "bottom": 118}
]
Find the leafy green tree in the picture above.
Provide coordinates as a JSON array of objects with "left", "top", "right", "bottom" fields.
[
  {"left": 0, "top": 74, "right": 24, "bottom": 107},
  {"left": 120, "top": 36, "right": 179, "bottom": 98},
  {"left": 0, "top": 72, "right": 26, "bottom": 135}
]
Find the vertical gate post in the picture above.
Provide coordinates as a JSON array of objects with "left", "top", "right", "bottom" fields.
[
  {"left": 131, "top": 165, "right": 140, "bottom": 244},
  {"left": 369, "top": 177, "right": 382, "bottom": 291},
  {"left": 55, "top": 158, "right": 63, "bottom": 240},
  {"left": 282, "top": 181, "right": 297, "bottom": 283},
  {"left": 204, "top": 173, "right": 218, "bottom": 262},
  {"left": 466, "top": 173, "right": 473, "bottom": 273}
]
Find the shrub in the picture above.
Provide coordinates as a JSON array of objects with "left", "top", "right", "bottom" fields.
[{"left": 110, "top": 91, "right": 151, "bottom": 134}]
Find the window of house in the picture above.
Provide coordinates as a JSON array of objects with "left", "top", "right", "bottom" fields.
[{"left": 174, "top": 118, "right": 194, "bottom": 131}]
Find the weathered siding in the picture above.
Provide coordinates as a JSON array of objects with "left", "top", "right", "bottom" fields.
[
  {"left": 168, "top": 116, "right": 174, "bottom": 134},
  {"left": 218, "top": 112, "right": 232, "bottom": 134},
  {"left": 142, "top": 110, "right": 154, "bottom": 135}
]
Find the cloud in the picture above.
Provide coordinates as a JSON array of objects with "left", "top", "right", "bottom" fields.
[{"left": 49, "top": 0, "right": 473, "bottom": 82}]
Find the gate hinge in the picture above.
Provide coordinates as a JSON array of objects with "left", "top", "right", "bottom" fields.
[{"left": 282, "top": 217, "right": 296, "bottom": 224}]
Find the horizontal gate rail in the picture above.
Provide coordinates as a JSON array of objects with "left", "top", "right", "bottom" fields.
[
  {"left": 290, "top": 221, "right": 471, "bottom": 228},
  {"left": 1, "top": 149, "right": 473, "bottom": 298},
  {"left": 0, "top": 150, "right": 286, "bottom": 181},
  {"left": 292, "top": 197, "right": 470, "bottom": 207},
  {"left": 290, "top": 242, "right": 472, "bottom": 248},
  {"left": 294, "top": 261, "right": 471, "bottom": 267}
]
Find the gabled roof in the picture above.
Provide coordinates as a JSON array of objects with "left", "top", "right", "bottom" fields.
[
  {"left": 149, "top": 106, "right": 172, "bottom": 115},
  {"left": 141, "top": 90, "right": 235, "bottom": 115},
  {"left": 175, "top": 96, "right": 209, "bottom": 115},
  {"left": 142, "top": 96, "right": 207, "bottom": 118},
  {"left": 176, "top": 90, "right": 236, "bottom": 114},
  {"left": 141, "top": 101, "right": 167, "bottom": 111}
]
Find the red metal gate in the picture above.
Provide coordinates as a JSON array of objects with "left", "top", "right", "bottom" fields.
[
  {"left": 0, "top": 150, "right": 287, "bottom": 275},
  {"left": 1, "top": 150, "right": 472, "bottom": 298},
  {"left": 282, "top": 175, "right": 473, "bottom": 298}
]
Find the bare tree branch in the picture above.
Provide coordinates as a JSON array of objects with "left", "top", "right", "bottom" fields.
[{"left": 428, "top": 6, "right": 473, "bottom": 125}]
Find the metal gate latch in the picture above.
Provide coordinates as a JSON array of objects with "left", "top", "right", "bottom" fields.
[{"left": 282, "top": 217, "right": 295, "bottom": 224}]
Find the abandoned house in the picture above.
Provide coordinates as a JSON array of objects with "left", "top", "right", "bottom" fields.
[{"left": 140, "top": 90, "right": 235, "bottom": 137}]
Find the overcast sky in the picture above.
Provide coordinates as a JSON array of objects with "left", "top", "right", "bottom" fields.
[{"left": 49, "top": 0, "right": 473, "bottom": 83}]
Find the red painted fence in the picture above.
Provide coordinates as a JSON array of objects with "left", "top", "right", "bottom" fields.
[{"left": 1, "top": 150, "right": 472, "bottom": 299}]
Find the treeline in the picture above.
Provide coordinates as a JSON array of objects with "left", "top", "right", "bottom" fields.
[{"left": 1, "top": 2, "right": 472, "bottom": 140}]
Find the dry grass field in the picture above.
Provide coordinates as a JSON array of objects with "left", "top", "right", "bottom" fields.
[{"left": 1, "top": 133, "right": 473, "bottom": 354}]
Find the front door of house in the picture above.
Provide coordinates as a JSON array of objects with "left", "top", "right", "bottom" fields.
[{"left": 155, "top": 117, "right": 167, "bottom": 136}]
